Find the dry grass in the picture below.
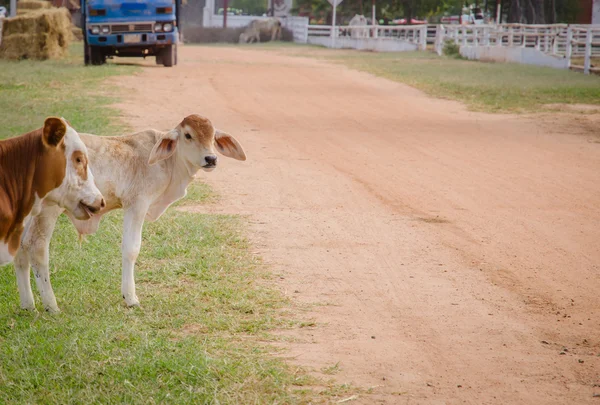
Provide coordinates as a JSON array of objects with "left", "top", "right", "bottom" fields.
[{"left": 0, "top": 8, "right": 71, "bottom": 60}]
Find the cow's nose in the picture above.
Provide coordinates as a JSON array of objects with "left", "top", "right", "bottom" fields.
[
  {"left": 100, "top": 198, "right": 106, "bottom": 209},
  {"left": 205, "top": 155, "right": 217, "bottom": 166}
]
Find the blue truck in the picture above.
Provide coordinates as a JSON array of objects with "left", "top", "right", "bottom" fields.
[{"left": 81, "top": 0, "right": 181, "bottom": 66}]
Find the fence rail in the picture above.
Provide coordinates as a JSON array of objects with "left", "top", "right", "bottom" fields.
[{"left": 434, "top": 23, "right": 600, "bottom": 74}]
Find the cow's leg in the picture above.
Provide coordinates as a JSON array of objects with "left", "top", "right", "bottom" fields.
[
  {"left": 121, "top": 204, "right": 148, "bottom": 307},
  {"left": 25, "top": 206, "right": 63, "bottom": 313},
  {"left": 14, "top": 248, "right": 35, "bottom": 311}
]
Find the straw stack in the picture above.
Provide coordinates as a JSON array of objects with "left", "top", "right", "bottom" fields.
[{"left": 0, "top": 8, "right": 72, "bottom": 60}]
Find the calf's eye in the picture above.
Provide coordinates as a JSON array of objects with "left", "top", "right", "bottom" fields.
[
  {"left": 76, "top": 158, "right": 82, "bottom": 163},
  {"left": 185, "top": 133, "right": 192, "bottom": 140}
]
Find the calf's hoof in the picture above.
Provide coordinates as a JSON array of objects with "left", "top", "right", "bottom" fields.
[
  {"left": 20, "top": 304, "right": 38, "bottom": 313},
  {"left": 123, "top": 294, "right": 140, "bottom": 308},
  {"left": 44, "top": 306, "right": 60, "bottom": 314}
]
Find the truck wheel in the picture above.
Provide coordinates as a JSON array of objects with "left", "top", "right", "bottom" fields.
[
  {"left": 90, "top": 46, "right": 105, "bottom": 65},
  {"left": 155, "top": 52, "right": 163, "bottom": 65},
  {"left": 162, "top": 44, "right": 177, "bottom": 67},
  {"left": 84, "top": 45, "right": 91, "bottom": 65}
]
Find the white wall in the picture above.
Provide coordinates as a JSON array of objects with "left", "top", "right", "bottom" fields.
[
  {"left": 460, "top": 45, "right": 570, "bottom": 69},
  {"left": 308, "top": 36, "right": 419, "bottom": 52}
]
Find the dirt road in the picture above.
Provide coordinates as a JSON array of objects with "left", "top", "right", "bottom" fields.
[{"left": 112, "top": 46, "right": 600, "bottom": 404}]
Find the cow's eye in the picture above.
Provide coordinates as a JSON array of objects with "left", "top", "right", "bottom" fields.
[
  {"left": 185, "top": 133, "right": 192, "bottom": 140},
  {"left": 76, "top": 157, "right": 82, "bottom": 163}
]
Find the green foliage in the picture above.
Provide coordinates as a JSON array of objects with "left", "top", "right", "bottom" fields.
[{"left": 442, "top": 40, "right": 462, "bottom": 58}]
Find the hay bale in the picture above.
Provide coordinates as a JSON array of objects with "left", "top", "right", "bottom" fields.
[
  {"left": 18, "top": 1, "right": 52, "bottom": 10},
  {"left": 0, "top": 8, "right": 71, "bottom": 60}
]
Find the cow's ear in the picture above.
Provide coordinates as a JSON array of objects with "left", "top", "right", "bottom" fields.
[
  {"left": 42, "top": 117, "right": 67, "bottom": 148},
  {"left": 214, "top": 130, "right": 246, "bottom": 161},
  {"left": 149, "top": 130, "right": 179, "bottom": 165}
]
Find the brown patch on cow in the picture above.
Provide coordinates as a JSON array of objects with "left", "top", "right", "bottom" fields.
[
  {"left": 181, "top": 114, "right": 215, "bottom": 146},
  {"left": 71, "top": 150, "right": 88, "bottom": 181},
  {"left": 0, "top": 124, "right": 68, "bottom": 254}
]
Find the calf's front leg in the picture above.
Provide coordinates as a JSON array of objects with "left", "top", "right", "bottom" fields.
[{"left": 121, "top": 204, "right": 148, "bottom": 307}]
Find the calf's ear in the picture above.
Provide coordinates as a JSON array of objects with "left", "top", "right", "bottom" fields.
[
  {"left": 214, "top": 130, "right": 246, "bottom": 161},
  {"left": 149, "top": 130, "right": 179, "bottom": 165},
  {"left": 42, "top": 117, "right": 67, "bottom": 148}
]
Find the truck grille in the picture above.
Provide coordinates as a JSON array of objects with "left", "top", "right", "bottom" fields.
[{"left": 110, "top": 23, "right": 153, "bottom": 33}]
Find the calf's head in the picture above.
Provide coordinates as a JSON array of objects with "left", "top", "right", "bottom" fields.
[
  {"left": 41, "top": 117, "right": 105, "bottom": 220},
  {"left": 148, "top": 114, "right": 246, "bottom": 170}
]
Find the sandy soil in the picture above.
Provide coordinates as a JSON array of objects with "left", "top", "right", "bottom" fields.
[{"left": 112, "top": 45, "right": 600, "bottom": 404}]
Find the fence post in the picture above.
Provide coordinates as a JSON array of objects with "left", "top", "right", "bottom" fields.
[
  {"left": 552, "top": 27, "right": 559, "bottom": 55},
  {"left": 508, "top": 26, "right": 514, "bottom": 46},
  {"left": 584, "top": 27, "right": 593, "bottom": 75},
  {"left": 303, "top": 19, "right": 309, "bottom": 43},
  {"left": 420, "top": 26, "right": 427, "bottom": 50},
  {"left": 435, "top": 24, "right": 443, "bottom": 55},
  {"left": 565, "top": 26, "right": 573, "bottom": 68}
]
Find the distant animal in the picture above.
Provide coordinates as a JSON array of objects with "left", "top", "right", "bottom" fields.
[
  {"left": 15, "top": 114, "right": 246, "bottom": 313},
  {"left": 348, "top": 14, "right": 369, "bottom": 38},
  {"left": 0, "top": 117, "right": 104, "bottom": 266},
  {"left": 239, "top": 18, "right": 282, "bottom": 43}
]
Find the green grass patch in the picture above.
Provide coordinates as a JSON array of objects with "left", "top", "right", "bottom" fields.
[
  {"left": 0, "top": 184, "right": 320, "bottom": 403},
  {"left": 261, "top": 45, "right": 600, "bottom": 113},
  {"left": 0, "top": 43, "right": 137, "bottom": 138}
]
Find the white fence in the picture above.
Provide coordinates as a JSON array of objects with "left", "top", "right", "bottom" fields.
[
  {"left": 434, "top": 23, "right": 600, "bottom": 74},
  {"left": 304, "top": 22, "right": 599, "bottom": 74},
  {"left": 307, "top": 24, "right": 427, "bottom": 52}
]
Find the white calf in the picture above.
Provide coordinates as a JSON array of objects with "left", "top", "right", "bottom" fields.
[{"left": 15, "top": 114, "right": 246, "bottom": 312}]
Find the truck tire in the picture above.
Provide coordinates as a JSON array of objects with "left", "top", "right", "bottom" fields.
[
  {"left": 89, "top": 46, "right": 105, "bottom": 66},
  {"left": 84, "top": 44, "right": 91, "bottom": 65},
  {"left": 162, "top": 44, "right": 177, "bottom": 67}
]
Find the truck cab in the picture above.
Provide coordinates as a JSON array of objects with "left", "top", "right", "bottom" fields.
[{"left": 82, "top": 0, "right": 181, "bottom": 66}]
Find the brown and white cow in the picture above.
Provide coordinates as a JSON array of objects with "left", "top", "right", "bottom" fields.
[
  {"left": 15, "top": 114, "right": 245, "bottom": 312},
  {"left": 0, "top": 117, "right": 104, "bottom": 266}
]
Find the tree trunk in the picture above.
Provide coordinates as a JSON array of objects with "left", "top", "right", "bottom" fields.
[
  {"left": 533, "top": 0, "right": 546, "bottom": 23},
  {"left": 525, "top": 0, "right": 535, "bottom": 22},
  {"left": 405, "top": 0, "right": 413, "bottom": 25},
  {"left": 508, "top": 0, "right": 521, "bottom": 22},
  {"left": 548, "top": 0, "right": 556, "bottom": 23}
]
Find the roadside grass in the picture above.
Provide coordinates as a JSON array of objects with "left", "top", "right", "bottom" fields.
[
  {"left": 0, "top": 43, "right": 136, "bottom": 138},
  {"left": 332, "top": 52, "right": 600, "bottom": 112},
  {"left": 0, "top": 43, "right": 340, "bottom": 403},
  {"left": 249, "top": 43, "right": 600, "bottom": 113}
]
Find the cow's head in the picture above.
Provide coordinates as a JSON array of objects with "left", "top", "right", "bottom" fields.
[
  {"left": 148, "top": 114, "right": 246, "bottom": 171},
  {"left": 40, "top": 117, "right": 105, "bottom": 220}
]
